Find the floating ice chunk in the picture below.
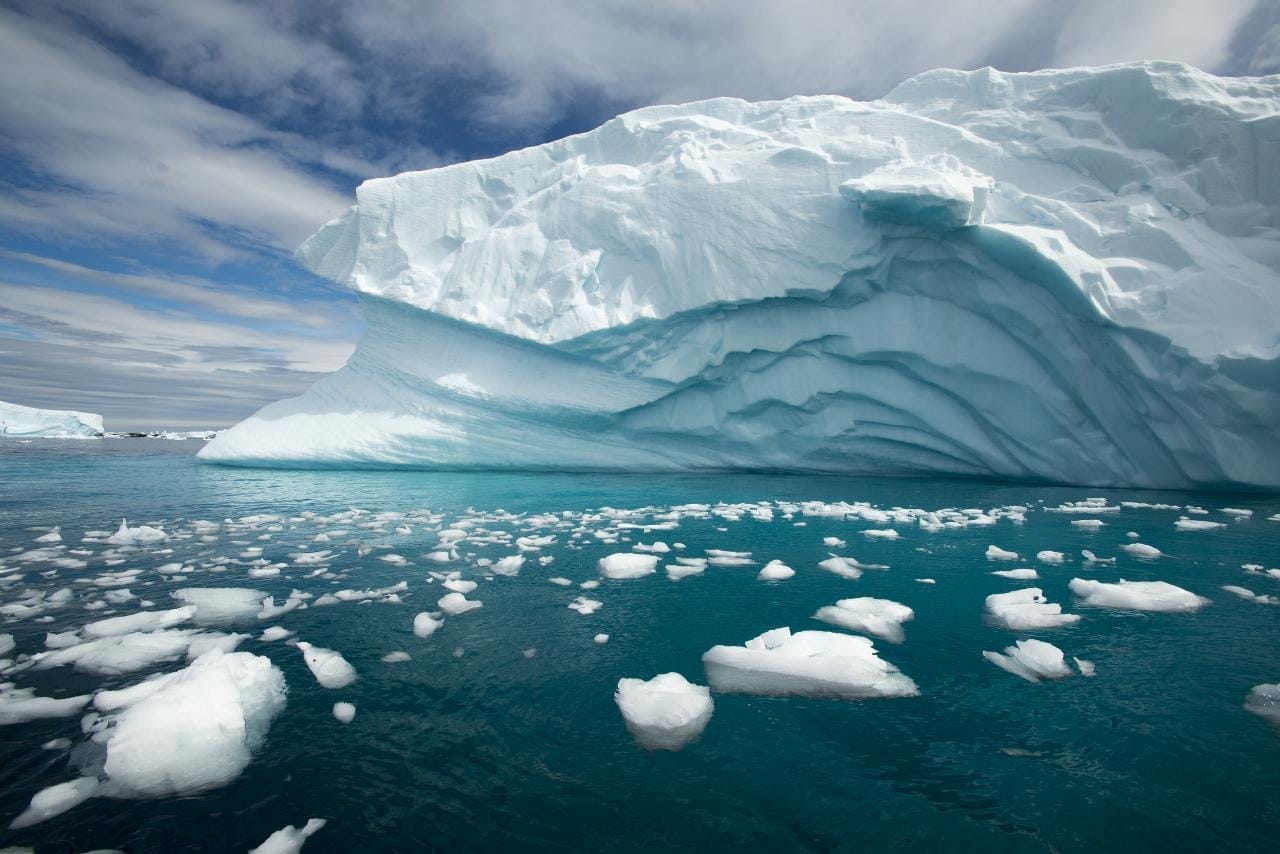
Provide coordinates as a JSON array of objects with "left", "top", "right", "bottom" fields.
[
  {"left": 1069, "top": 578, "right": 1209, "bottom": 612},
  {"left": 813, "top": 597, "right": 914, "bottom": 643},
  {"left": 864, "top": 529, "right": 900, "bottom": 540},
  {"left": 1222, "top": 508, "right": 1253, "bottom": 518},
  {"left": 633, "top": 541, "right": 670, "bottom": 553},
  {"left": 332, "top": 702, "right": 356, "bottom": 724},
  {"left": 548, "top": 577, "right": 572, "bottom": 586},
  {"left": 259, "top": 626, "right": 294, "bottom": 642},
  {"left": 257, "top": 590, "right": 310, "bottom": 620},
  {"left": 702, "top": 627, "right": 917, "bottom": 700},
  {"left": 1036, "top": 551, "right": 1065, "bottom": 564},
  {"left": 983, "top": 639, "right": 1072, "bottom": 683},
  {"left": 8, "top": 777, "right": 99, "bottom": 829},
  {"left": 296, "top": 642, "right": 357, "bottom": 689},
  {"left": 823, "top": 537, "right": 846, "bottom": 548},
  {"left": 915, "top": 578, "right": 936, "bottom": 584},
  {"left": 568, "top": 597, "right": 602, "bottom": 615},
  {"left": 83, "top": 606, "right": 195, "bottom": 639},
  {"left": 1221, "top": 585, "right": 1279, "bottom": 605},
  {"left": 985, "top": 588, "right": 1080, "bottom": 630},
  {"left": 379, "top": 554, "right": 409, "bottom": 566},
  {"left": 491, "top": 555, "right": 525, "bottom": 576},
  {"left": 579, "top": 580, "right": 600, "bottom": 590},
  {"left": 31, "top": 629, "right": 232, "bottom": 676},
  {"left": 33, "top": 528, "right": 62, "bottom": 544},
  {"left": 1175, "top": 518, "right": 1225, "bottom": 531},
  {"left": 1071, "top": 520, "right": 1105, "bottom": 529},
  {"left": 1120, "top": 543, "right": 1162, "bottom": 559},
  {"left": 593, "top": 633, "right": 609, "bottom": 644},
  {"left": 818, "top": 555, "right": 866, "bottom": 580},
  {"left": 986, "top": 545, "right": 1019, "bottom": 561},
  {"left": 443, "top": 578, "right": 478, "bottom": 594},
  {"left": 171, "top": 587, "right": 267, "bottom": 624},
  {"left": 1074, "top": 657, "right": 1096, "bottom": 677},
  {"left": 437, "top": 592, "right": 482, "bottom": 615},
  {"left": 598, "top": 553, "right": 658, "bottom": 580},
  {"left": 382, "top": 651, "right": 411, "bottom": 662},
  {"left": 0, "top": 685, "right": 91, "bottom": 725},
  {"left": 0, "top": 633, "right": 13, "bottom": 656},
  {"left": 1245, "top": 683, "right": 1280, "bottom": 727},
  {"left": 105, "top": 519, "right": 167, "bottom": 545},
  {"left": 615, "top": 673, "right": 713, "bottom": 751},
  {"left": 413, "top": 613, "right": 442, "bottom": 638},
  {"left": 96, "top": 650, "right": 286, "bottom": 798},
  {"left": 991, "top": 568, "right": 1039, "bottom": 580},
  {"left": 249, "top": 818, "right": 327, "bottom": 854},
  {"left": 757, "top": 560, "right": 795, "bottom": 581},
  {"left": 1081, "top": 550, "right": 1115, "bottom": 565}
]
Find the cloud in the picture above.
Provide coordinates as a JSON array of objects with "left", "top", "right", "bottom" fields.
[{"left": 0, "top": 281, "right": 358, "bottom": 429}]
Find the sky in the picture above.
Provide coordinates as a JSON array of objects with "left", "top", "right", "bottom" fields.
[{"left": 1, "top": 0, "right": 1277, "bottom": 430}]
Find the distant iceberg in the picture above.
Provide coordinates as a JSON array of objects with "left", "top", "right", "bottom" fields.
[
  {"left": 202, "top": 62, "right": 1280, "bottom": 490},
  {"left": 0, "top": 400, "right": 103, "bottom": 439}
]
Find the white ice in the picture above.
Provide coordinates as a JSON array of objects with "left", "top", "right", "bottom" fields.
[
  {"left": 615, "top": 672, "right": 713, "bottom": 751},
  {"left": 1069, "top": 578, "right": 1209, "bottom": 612},
  {"left": 812, "top": 597, "right": 914, "bottom": 643}
]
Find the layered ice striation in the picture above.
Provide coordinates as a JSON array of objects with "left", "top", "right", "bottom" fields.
[
  {"left": 0, "top": 400, "right": 103, "bottom": 439},
  {"left": 202, "top": 62, "right": 1280, "bottom": 489}
]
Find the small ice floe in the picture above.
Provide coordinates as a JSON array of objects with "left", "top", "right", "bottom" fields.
[
  {"left": 1068, "top": 578, "right": 1209, "bottom": 612},
  {"left": 915, "top": 578, "right": 937, "bottom": 584},
  {"left": 813, "top": 597, "right": 913, "bottom": 643},
  {"left": 30, "top": 628, "right": 244, "bottom": 676},
  {"left": 171, "top": 587, "right": 267, "bottom": 624},
  {"left": 83, "top": 606, "right": 195, "bottom": 638},
  {"left": 1120, "top": 543, "right": 1162, "bottom": 559},
  {"left": 633, "top": 541, "right": 670, "bottom": 553},
  {"left": 991, "top": 568, "right": 1039, "bottom": 581},
  {"left": 259, "top": 626, "right": 294, "bottom": 642},
  {"left": 983, "top": 639, "right": 1075, "bottom": 683},
  {"left": 258, "top": 590, "right": 311, "bottom": 620},
  {"left": 381, "top": 651, "right": 411, "bottom": 663},
  {"left": 248, "top": 817, "right": 327, "bottom": 854},
  {"left": 1074, "top": 657, "right": 1096, "bottom": 677},
  {"left": 0, "top": 685, "right": 91, "bottom": 725},
  {"left": 491, "top": 555, "right": 525, "bottom": 576},
  {"left": 1221, "top": 586, "right": 1279, "bottom": 605},
  {"left": 442, "top": 578, "right": 478, "bottom": 594},
  {"left": 1070, "top": 519, "right": 1105, "bottom": 529},
  {"left": 1175, "top": 518, "right": 1225, "bottom": 531},
  {"left": 757, "top": 560, "right": 795, "bottom": 581},
  {"left": 413, "top": 613, "right": 442, "bottom": 638},
  {"left": 701, "top": 627, "right": 918, "bottom": 700},
  {"left": 823, "top": 537, "right": 846, "bottom": 548},
  {"left": 332, "top": 702, "right": 356, "bottom": 724},
  {"left": 33, "top": 528, "right": 62, "bottom": 544},
  {"left": 985, "top": 588, "right": 1080, "bottom": 630},
  {"left": 1081, "top": 550, "right": 1115, "bottom": 565},
  {"left": 296, "top": 642, "right": 357, "bottom": 689},
  {"left": 580, "top": 579, "right": 600, "bottom": 590},
  {"left": 1222, "top": 508, "right": 1253, "bottom": 518},
  {"left": 615, "top": 673, "right": 713, "bottom": 751},
  {"left": 105, "top": 519, "right": 168, "bottom": 545},
  {"left": 548, "top": 577, "right": 573, "bottom": 587},
  {"left": 1245, "top": 683, "right": 1280, "bottom": 727},
  {"left": 705, "top": 549, "right": 753, "bottom": 566},
  {"left": 568, "top": 597, "right": 602, "bottom": 615},
  {"left": 593, "top": 633, "right": 610, "bottom": 644},
  {"left": 1036, "top": 551, "right": 1065, "bottom": 564},
  {"left": 817, "top": 554, "right": 885, "bottom": 580},
  {"left": 598, "top": 553, "right": 659, "bottom": 580},
  {"left": 378, "top": 554, "right": 409, "bottom": 567},
  {"left": 437, "top": 592, "right": 482, "bottom": 615},
  {"left": 8, "top": 777, "right": 99, "bottom": 829},
  {"left": 863, "top": 529, "right": 899, "bottom": 540},
  {"left": 986, "top": 545, "right": 1019, "bottom": 561}
]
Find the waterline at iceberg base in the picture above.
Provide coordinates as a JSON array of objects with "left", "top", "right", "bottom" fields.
[{"left": 201, "top": 62, "right": 1280, "bottom": 489}]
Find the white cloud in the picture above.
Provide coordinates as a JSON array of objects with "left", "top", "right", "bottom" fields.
[{"left": 1052, "top": 0, "right": 1256, "bottom": 70}]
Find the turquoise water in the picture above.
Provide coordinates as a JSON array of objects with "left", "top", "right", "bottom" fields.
[{"left": 1, "top": 439, "right": 1278, "bottom": 853}]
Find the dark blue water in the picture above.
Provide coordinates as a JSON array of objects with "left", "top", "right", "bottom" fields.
[{"left": 1, "top": 440, "right": 1278, "bottom": 853}]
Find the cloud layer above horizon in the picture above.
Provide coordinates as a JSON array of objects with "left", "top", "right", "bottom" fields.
[{"left": 1, "top": 0, "right": 1275, "bottom": 428}]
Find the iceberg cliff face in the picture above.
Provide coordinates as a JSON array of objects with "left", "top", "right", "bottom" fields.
[
  {"left": 202, "top": 62, "right": 1280, "bottom": 489},
  {"left": 0, "top": 400, "right": 103, "bottom": 439}
]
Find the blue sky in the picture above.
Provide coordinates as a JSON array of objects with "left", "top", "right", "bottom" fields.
[{"left": 1, "top": 0, "right": 1277, "bottom": 430}]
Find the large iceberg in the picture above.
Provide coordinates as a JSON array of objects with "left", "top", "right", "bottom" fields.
[
  {"left": 202, "top": 62, "right": 1280, "bottom": 489},
  {"left": 0, "top": 400, "right": 103, "bottom": 439}
]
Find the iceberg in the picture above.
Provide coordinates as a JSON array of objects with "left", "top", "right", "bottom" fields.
[
  {"left": 614, "top": 672, "right": 714, "bottom": 751},
  {"left": 201, "top": 63, "right": 1280, "bottom": 490},
  {"left": 0, "top": 399, "right": 103, "bottom": 439}
]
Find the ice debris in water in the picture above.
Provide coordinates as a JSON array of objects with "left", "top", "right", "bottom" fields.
[
  {"left": 1220, "top": 586, "right": 1279, "bottom": 606},
  {"left": 991, "top": 568, "right": 1039, "bottom": 580},
  {"left": 413, "top": 613, "right": 443, "bottom": 638},
  {"left": 105, "top": 519, "right": 168, "bottom": 545},
  {"left": 598, "top": 553, "right": 659, "bottom": 580},
  {"left": 8, "top": 777, "right": 100, "bottom": 829},
  {"left": 986, "top": 545, "right": 1019, "bottom": 561},
  {"left": 985, "top": 588, "right": 1080, "bottom": 630},
  {"left": 812, "top": 598, "right": 914, "bottom": 643},
  {"left": 615, "top": 673, "right": 714, "bottom": 751},
  {"left": 1120, "top": 542, "right": 1162, "bottom": 559},
  {"left": 1069, "top": 578, "right": 1209, "bottom": 612},
  {"left": 249, "top": 818, "right": 328, "bottom": 854},
  {"left": 757, "top": 560, "right": 795, "bottom": 581},
  {"left": 0, "top": 684, "right": 91, "bottom": 725},
  {"left": 701, "top": 627, "right": 918, "bottom": 700},
  {"left": 381, "top": 651, "right": 411, "bottom": 663},
  {"left": 568, "top": 596, "right": 603, "bottom": 615},
  {"left": 593, "top": 633, "right": 610, "bottom": 644},
  {"left": 296, "top": 642, "right": 357, "bottom": 689},
  {"left": 437, "top": 592, "right": 482, "bottom": 615},
  {"left": 1245, "top": 683, "right": 1280, "bottom": 728},
  {"left": 983, "top": 639, "right": 1076, "bottom": 683},
  {"left": 332, "top": 702, "right": 356, "bottom": 724},
  {"left": 171, "top": 587, "right": 267, "bottom": 624}
]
